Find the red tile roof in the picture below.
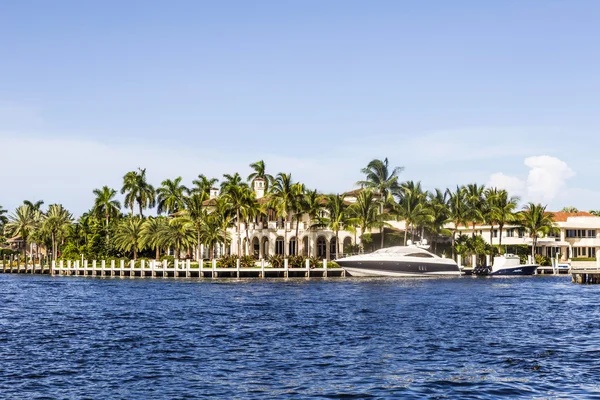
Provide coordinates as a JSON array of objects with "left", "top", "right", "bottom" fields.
[{"left": 550, "top": 211, "right": 596, "bottom": 222}]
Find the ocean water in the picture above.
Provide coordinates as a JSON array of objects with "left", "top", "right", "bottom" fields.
[{"left": 0, "top": 274, "right": 598, "bottom": 399}]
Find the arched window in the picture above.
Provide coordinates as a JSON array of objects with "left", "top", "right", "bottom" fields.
[
  {"left": 289, "top": 237, "right": 297, "bottom": 256},
  {"left": 330, "top": 238, "right": 337, "bottom": 260},
  {"left": 276, "top": 237, "right": 285, "bottom": 255},
  {"left": 317, "top": 237, "right": 327, "bottom": 258}
]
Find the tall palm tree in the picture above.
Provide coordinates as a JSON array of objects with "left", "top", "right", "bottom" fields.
[
  {"left": 42, "top": 204, "right": 73, "bottom": 262},
  {"left": 447, "top": 186, "right": 469, "bottom": 259},
  {"left": 200, "top": 213, "right": 223, "bottom": 259},
  {"left": 161, "top": 217, "right": 197, "bottom": 259},
  {"left": 192, "top": 174, "right": 219, "bottom": 196},
  {"left": 520, "top": 203, "right": 556, "bottom": 259},
  {"left": 302, "top": 189, "right": 324, "bottom": 257},
  {"left": 4, "top": 205, "right": 42, "bottom": 261},
  {"left": 141, "top": 216, "right": 168, "bottom": 259},
  {"left": 424, "top": 189, "right": 451, "bottom": 253},
  {"left": 269, "top": 173, "right": 296, "bottom": 257},
  {"left": 220, "top": 173, "right": 247, "bottom": 192},
  {"left": 348, "top": 189, "right": 381, "bottom": 252},
  {"left": 483, "top": 187, "right": 499, "bottom": 246},
  {"left": 213, "top": 197, "right": 235, "bottom": 257},
  {"left": 291, "top": 182, "right": 306, "bottom": 255},
  {"left": 490, "top": 190, "right": 520, "bottom": 252},
  {"left": 114, "top": 217, "right": 145, "bottom": 260},
  {"left": 156, "top": 177, "right": 188, "bottom": 215},
  {"left": 121, "top": 168, "right": 155, "bottom": 217},
  {"left": 241, "top": 192, "right": 262, "bottom": 256},
  {"left": 222, "top": 184, "right": 252, "bottom": 256},
  {"left": 182, "top": 192, "right": 209, "bottom": 260},
  {"left": 317, "top": 194, "right": 349, "bottom": 259},
  {"left": 357, "top": 158, "right": 403, "bottom": 248},
  {"left": 0, "top": 205, "right": 8, "bottom": 229},
  {"left": 92, "top": 186, "right": 121, "bottom": 241},
  {"left": 464, "top": 183, "right": 485, "bottom": 237},
  {"left": 396, "top": 181, "right": 431, "bottom": 245},
  {"left": 23, "top": 200, "right": 44, "bottom": 212},
  {"left": 247, "top": 160, "right": 274, "bottom": 190}
]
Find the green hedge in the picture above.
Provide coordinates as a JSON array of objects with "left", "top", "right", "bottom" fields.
[{"left": 572, "top": 257, "right": 597, "bottom": 262}]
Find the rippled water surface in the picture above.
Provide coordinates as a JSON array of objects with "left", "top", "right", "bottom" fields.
[{"left": 1, "top": 274, "right": 599, "bottom": 399}]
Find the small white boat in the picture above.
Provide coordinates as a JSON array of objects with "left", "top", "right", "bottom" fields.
[{"left": 474, "top": 254, "right": 539, "bottom": 276}]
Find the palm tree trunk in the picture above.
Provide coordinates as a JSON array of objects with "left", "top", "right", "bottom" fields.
[
  {"left": 51, "top": 233, "right": 56, "bottom": 263},
  {"left": 498, "top": 224, "right": 503, "bottom": 254},
  {"left": 139, "top": 202, "right": 144, "bottom": 218},
  {"left": 452, "top": 231, "right": 456, "bottom": 259},
  {"left": 295, "top": 216, "right": 300, "bottom": 256},
  {"left": 284, "top": 215, "right": 289, "bottom": 257},
  {"left": 236, "top": 210, "right": 241, "bottom": 256},
  {"left": 156, "top": 246, "right": 159, "bottom": 260},
  {"left": 134, "top": 247, "right": 138, "bottom": 261},
  {"left": 380, "top": 203, "right": 385, "bottom": 248},
  {"left": 532, "top": 236, "right": 537, "bottom": 259},
  {"left": 197, "top": 230, "right": 201, "bottom": 261},
  {"left": 336, "top": 231, "right": 339, "bottom": 259}
]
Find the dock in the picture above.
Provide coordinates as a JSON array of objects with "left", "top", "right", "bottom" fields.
[
  {"left": 0, "top": 259, "right": 345, "bottom": 279},
  {"left": 571, "top": 266, "right": 600, "bottom": 284}
]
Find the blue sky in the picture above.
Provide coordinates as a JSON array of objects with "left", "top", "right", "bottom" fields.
[{"left": 1, "top": 1, "right": 599, "bottom": 215}]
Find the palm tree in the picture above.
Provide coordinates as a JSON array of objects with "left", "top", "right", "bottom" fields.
[
  {"left": 182, "top": 192, "right": 209, "bottom": 260},
  {"left": 121, "top": 168, "right": 155, "bottom": 217},
  {"left": 213, "top": 197, "right": 235, "bottom": 257},
  {"left": 447, "top": 186, "right": 469, "bottom": 259},
  {"left": 357, "top": 158, "right": 403, "bottom": 248},
  {"left": 424, "top": 189, "right": 451, "bottom": 253},
  {"left": 222, "top": 184, "right": 252, "bottom": 256},
  {"left": 161, "top": 217, "right": 197, "bottom": 259},
  {"left": 4, "top": 205, "right": 42, "bottom": 261},
  {"left": 490, "top": 190, "right": 520, "bottom": 253},
  {"left": 291, "top": 182, "right": 306, "bottom": 255},
  {"left": 220, "top": 172, "right": 247, "bottom": 192},
  {"left": 114, "top": 217, "right": 145, "bottom": 260},
  {"left": 269, "top": 173, "right": 296, "bottom": 257},
  {"left": 156, "top": 177, "right": 188, "bottom": 215},
  {"left": 465, "top": 183, "right": 485, "bottom": 237},
  {"left": 560, "top": 206, "right": 579, "bottom": 213},
  {"left": 483, "top": 187, "right": 499, "bottom": 247},
  {"left": 23, "top": 200, "right": 44, "bottom": 212},
  {"left": 302, "top": 189, "right": 324, "bottom": 257},
  {"left": 241, "top": 192, "right": 262, "bottom": 256},
  {"left": 520, "top": 203, "right": 556, "bottom": 259},
  {"left": 92, "top": 186, "right": 121, "bottom": 242},
  {"left": 200, "top": 214, "right": 223, "bottom": 259},
  {"left": 247, "top": 160, "right": 274, "bottom": 190},
  {"left": 0, "top": 205, "right": 8, "bottom": 229},
  {"left": 348, "top": 189, "right": 381, "bottom": 252},
  {"left": 191, "top": 174, "right": 219, "bottom": 196},
  {"left": 396, "top": 181, "right": 431, "bottom": 245},
  {"left": 590, "top": 210, "right": 600, "bottom": 216},
  {"left": 141, "top": 217, "right": 168, "bottom": 259},
  {"left": 317, "top": 194, "right": 349, "bottom": 259},
  {"left": 42, "top": 204, "right": 73, "bottom": 262}
]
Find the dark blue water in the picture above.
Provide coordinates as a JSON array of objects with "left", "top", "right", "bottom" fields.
[{"left": 1, "top": 275, "right": 599, "bottom": 399}]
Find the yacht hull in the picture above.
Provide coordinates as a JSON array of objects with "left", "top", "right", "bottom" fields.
[
  {"left": 490, "top": 265, "right": 538, "bottom": 276},
  {"left": 338, "top": 260, "right": 461, "bottom": 277}
]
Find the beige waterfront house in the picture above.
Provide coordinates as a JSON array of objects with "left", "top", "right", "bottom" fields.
[{"left": 453, "top": 211, "right": 600, "bottom": 263}]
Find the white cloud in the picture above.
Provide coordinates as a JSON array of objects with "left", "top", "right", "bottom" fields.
[
  {"left": 488, "top": 155, "right": 576, "bottom": 207},
  {"left": 488, "top": 172, "right": 526, "bottom": 196},
  {"left": 524, "top": 155, "right": 575, "bottom": 204}
]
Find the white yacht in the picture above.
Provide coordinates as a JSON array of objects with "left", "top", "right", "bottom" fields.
[{"left": 336, "top": 242, "right": 461, "bottom": 277}]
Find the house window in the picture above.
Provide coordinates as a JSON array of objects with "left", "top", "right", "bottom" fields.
[
  {"left": 518, "top": 229, "right": 525, "bottom": 238},
  {"left": 275, "top": 237, "right": 284, "bottom": 255},
  {"left": 590, "top": 247, "right": 597, "bottom": 258},
  {"left": 506, "top": 229, "right": 514, "bottom": 238},
  {"left": 492, "top": 230, "right": 498, "bottom": 238},
  {"left": 589, "top": 230, "right": 597, "bottom": 238}
]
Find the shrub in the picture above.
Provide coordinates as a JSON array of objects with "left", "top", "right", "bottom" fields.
[
  {"left": 308, "top": 256, "right": 322, "bottom": 268},
  {"left": 217, "top": 255, "right": 237, "bottom": 268},
  {"left": 267, "top": 255, "right": 284, "bottom": 268},
  {"left": 240, "top": 255, "right": 256, "bottom": 268},
  {"left": 572, "top": 257, "right": 596, "bottom": 262},
  {"left": 288, "top": 255, "right": 306, "bottom": 268},
  {"left": 534, "top": 254, "right": 552, "bottom": 266},
  {"left": 160, "top": 255, "right": 174, "bottom": 267}
]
